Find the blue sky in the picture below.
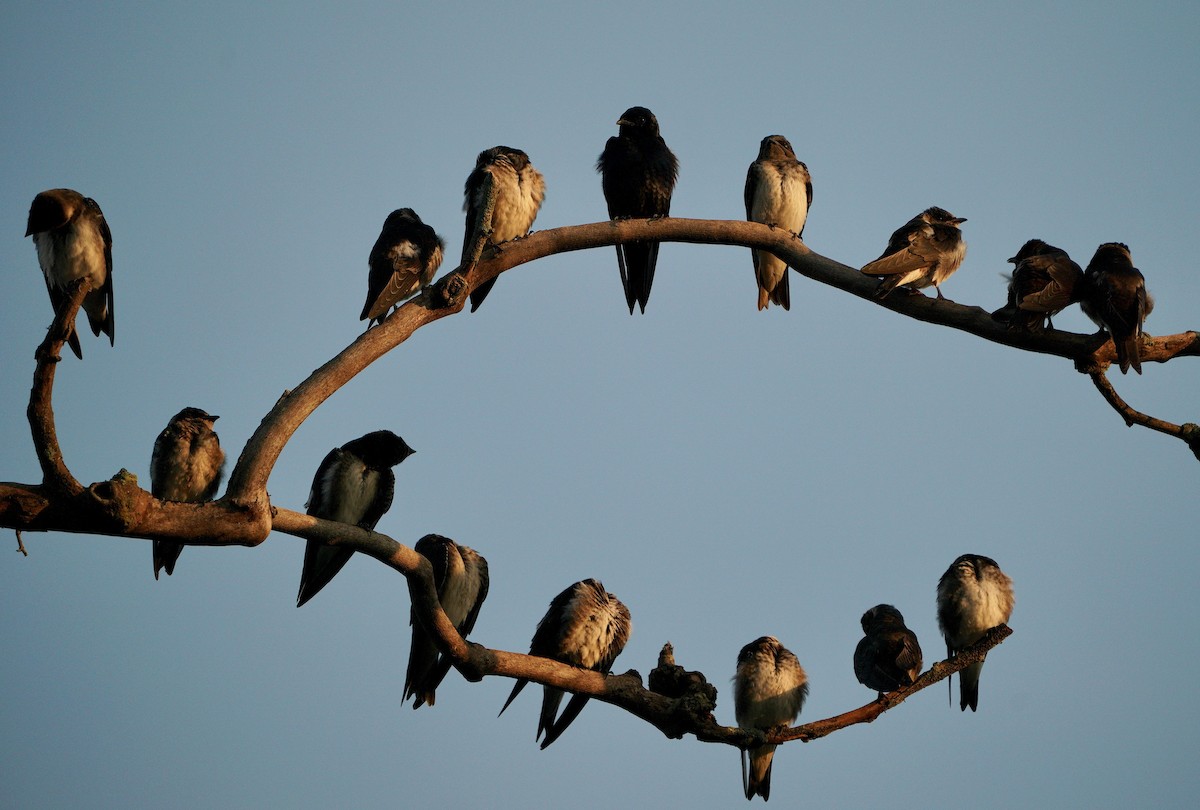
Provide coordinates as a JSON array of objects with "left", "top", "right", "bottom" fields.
[{"left": 2, "top": 2, "right": 1198, "bottom": 808}]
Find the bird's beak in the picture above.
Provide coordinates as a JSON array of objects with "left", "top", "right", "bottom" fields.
[
  {"left": 954, "top": 217, "right": 968, "bottom": 224},
  {"left": 616, "top": 118, "right": 633, "bottom": 127},
  {"left": 209, "top": 415, "right": 220, "bottom": 421},
  {"left": 1007, "top": 256, "right": 1018, "bottom": 264}
]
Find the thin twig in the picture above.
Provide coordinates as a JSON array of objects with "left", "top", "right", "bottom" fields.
[
  {"left": 15, "top": 529, "right": 28, "bottom": 557},
  {"left": 1089, "top": 371, "right": 1200, "bottom": 459}
]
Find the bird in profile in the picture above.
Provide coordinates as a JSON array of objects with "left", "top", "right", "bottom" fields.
[
  {"left": 936, "top": 554, "right": 1015, "bottom": 712},
  {"left": 461, "top": 146, "right": 545, "bottom": 312},
  {"left": 861, "top": 207, "right": 967, "bottom": 299},
  {"left": 733, "top": 635, "right": 808, "bottom": 802},
  {"left": 597, "top": 106, "right": 679, "bottom": 314},
  {"left": 991, "top": 239, "right": 1083, "bottom": 331},
  {"left": 404, "top": 534, "right": 490, "bottom": 709},
  {"left": 296, "top": 430, "right": 415, "bottom": 607},
  {"left": 1078, "top": 242, "right": 1153, "bottom": 374},
  {"left": 499, "top": 578, "right": 631, "bottom": 749},
  {"left": 25, "top": 188, "right": 114, "bottom": 359},
  {"left": 149, "top": 408, "right": 226, "bottom": 579},
  {"left": 853, "top": 604, "right": 923, "bottom": 698},
  {"left": 360, "top": 208, "right": 444, "bottom": 326},
  {"left": 744, "top": 135, "right": 811, "bottom": 311}
]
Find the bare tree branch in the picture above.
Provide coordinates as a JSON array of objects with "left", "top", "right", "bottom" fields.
[
  {"left": 1089, "top": 371, "right": 1200, "bottom": 461},
  {"left": 28, "top": 278, "right": 88, "bottom": 496}
]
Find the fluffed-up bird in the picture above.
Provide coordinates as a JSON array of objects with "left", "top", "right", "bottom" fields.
[
  {"left": 861, "top": 207, "right": 967, "bottom": 299},
  {"left": 936, "top": 554, "right": 1015, "bottom": 712},
  {"left": 25, "top": 188, "right": 114, "bottom": 359},
  {"left": 1079, "top": 242, "right": 1153, "bottom": 374},
  {"left": 296, "top": 430, "right": 415, "bottom": 607},
  {"left": 745, "top": 135, "right": 811, "bottom": 311},
  {"left": 597, "top": 106, "right": 679, "bottom": 314},
  {"left": 853, "top": 604, "right": 923, "bottom": 698},
  {"left": 404, "top": 534, "right": 490, "bottom": 709},
  {"left": 734, "top": 636, "right": 808, "bottom": 802},
  {"left": 461, "top": 146, "right": 545, "bottom": 312},
  {"left": 991, "top": 238, "right": 1083, "bottom": 331},
  {"left": 149, "top": 407, "right": 226, "bottom": 579},
  {"left": 498, "top": 578, "right": 631, "bottom": 749},
  {"left": 360, "top": 208, "right": 444, "bottom": 326}
]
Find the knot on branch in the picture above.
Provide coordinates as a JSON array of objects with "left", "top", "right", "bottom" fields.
[
  {"left": 88, "top": 469, "right": 148, "bottom": 531},
  {"left": 432, "top": 270, "right": 469, "bottom": 310},
  {"left": 648, "top": 643, "right": 719, "bottom": 739}
]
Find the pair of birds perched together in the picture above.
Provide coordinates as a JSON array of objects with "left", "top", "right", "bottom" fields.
[{"left": 733, "top": 553, "right": 1014, "bottom": 802}]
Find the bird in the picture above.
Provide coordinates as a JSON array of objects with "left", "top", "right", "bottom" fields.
[
  {"left": 1078, "top": 242, "right": 1153, "bottom": 374},
  {"left": 861, "top": 207, "right": 967, "bottom": 299},
  {"left": 296, "top": 430, "right": 415, "bottom": 607},
  {"left": 25, "top": 188, "right": 114, "bottom": 359},
  {"left": 853, "top": 604, "right": 923, "bottom": 698},
  {"left": 597, "top": 106, "right": 679, "bottom": 314},
  {"left": 744, "top": 135, "right": 812, "bottom": 311},
  {"left": 991, "top": 239, "right": 1083, "bottom": 331},
  {"left": 403, "top": 534, "right": 489, "bottom": 709},
  {"left": 149, "top": 407, "right": 226, "bottom": 580},
  {"left": 460, "top": 146, "right": 545, "bottom": 312},
  {"left": 733, "top": 636, "right": 808, "bottom": 802},
  {"left": 936, "top": 554, "right": 1015, "bottom": 712},
  {"left": 360, "top": 208, "right": 445, "bottom": 326},
  {"left": 498, "top": 578, "right": 631, "bottom": 749}
]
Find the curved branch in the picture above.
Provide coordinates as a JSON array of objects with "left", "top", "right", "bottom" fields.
[
  {"left": 1090, "top": 371, "right": 1200, "bottom": 460},
  {"left": 28, "top": 279, "right": 89, "bottom": 496}
]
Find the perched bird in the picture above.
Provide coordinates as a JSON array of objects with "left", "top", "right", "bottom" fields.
[
  {"left": 296, "top": 430, "right": 415, "bottom": 607},
  {"left": 461, "top": 146, "right": 546, "bottom": 312},
  {"left": 861, "top": 207, "right": 967, "bottom": 299},
  {"left": 499, "top": 578, "right": 631, "bottom": 749},
  {"left": 991, "top": 239, "right": 1083, "bottom": 331},
  {"left": 404, "top": 534, "right": 490, "bottom": 709},
  {"left": 597, "top": 106, "right": 679, "bottom": 314},
  {"left": 853, "top": 604, "right": 923, "bottom": 698},
  {"left": 734, "top": 636, "right": 808, "bottom": 802},
  {"left": 936, "top": 554, "right": 1015, "bottom": 712},
  {"left": 25, "top": 188, "right": 114, "bottom": 359},
  {"left": 1079, "top": 242, "right": 1153, "bottom": 374},
  {"left": 149, "top": 408, "right": 226, "bottom": 580},
  {"left": 744, "top": 135, "right": 812, "bottom": 311},
  {"left": 360, "top": 208, "right": 445, "bottom": 326}
]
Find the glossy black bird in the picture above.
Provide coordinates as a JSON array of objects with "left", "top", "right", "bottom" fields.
[
  {"left": 745, "top": 135, "right": 811, "bottom": 311},
  {"left": 597, "top": 106, "right": 679, "bottom": 314},
  {"left": 499, "top": 578, "right": 631, "bottom": 749},
  {"left": 991, "top": 239, "right": 1083, "bottom": 331},
  {"left": 461, "top": 146, "right": 545, "bottom": 312},
  {"left": 25, "top": 188, "right": 114, "bottom": 359},
  {"left": 149, "top": 408, "right": 225, "bottom": 580},
  {"left": 936, "top": 554, "right": 1015, "bottom": 712},
  {"left": 1079, "top": 242, "right": 1153, "bottom": 374},
  {"left": 404, "top": 534, "right": 489, "bottom": 709},
  {"left": 360, "top": 208, "right": 445, "bottom": 326},
  {"left": 733, "top": 636, "right": 808, "bottom": 802},
  {"left": 296, "top": 431, "right": 415, "bottom": 607},
  {"left": 853, "top": 604, "right": 923, "bottom": 698},
  {"left": 861, "top": 207, "right": 967, "bottom": 299}
]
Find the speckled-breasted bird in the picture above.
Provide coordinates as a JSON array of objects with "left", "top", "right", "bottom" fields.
[
  {"left": 149, "top": 408, "right": 225, "bottom": 579},
  {"left": 936, "top": 554, "right": 1015, "bottom": 712},
  {"left": 361, "top": 208, "right": 444, "bottom": 326},
  {"left": 733, "top": 635, "right": 808, "bottom": 802},
  {"left": 861, "top": 207, "right": 967, "bottom": 299},
  {"left": 1079, "top": 242, "right": 1153, "bottom": 374},
  {"left": 991, "top": 238, "right": 1083, "bottom": 331},
  {"left": 853, "top": 604, "right": 923, "bottom": 698},
  {"left": 745, "top": 135, "right": 811, "bottom": 311}
]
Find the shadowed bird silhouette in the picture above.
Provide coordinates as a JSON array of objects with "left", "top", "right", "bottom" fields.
[
  {"left": 1078, "top": 242, "right": 1153, "bottom": 374},
  {"left": 361, "top": 208, "right": 444, "bottom": 326},
  {"left": 853, "top": 604, "right": 923, "bottom": 698}
]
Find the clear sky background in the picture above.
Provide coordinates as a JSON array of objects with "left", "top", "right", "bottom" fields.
[{"left": 2, "top": 2, "right": 1198, "bottom": 808}]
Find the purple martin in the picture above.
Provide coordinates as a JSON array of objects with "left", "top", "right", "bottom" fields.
[
  {"left": 744, "top": 135, "right": 812, "bottom": 311},
  {"left": 861, "top": 207, "right": 967, "bottom": 300},
  {"left": 936, "top": 554, "right": 1015, "bottom": 712},
  {"left": 853, "top": 604, "right": 923, "bottom": 698},
  {"left": 296, "top": 430, "right": 415, "bottom": 607},
  {"left": 25, "top": 188, "right": 114, "bottom": 359},
  {"left": 461, "top": 146, "right": 546, "bottom": 312},
  {"left": 360, "top": 208, "right": 445, "bottom": 326},
  {"left": 1079, "top": 242, "right": 1153, "bottom": 374},
  {"left": 597, "top": 106, "right": 679, "bottom": 314},
  {"left": 733, "top": 636, "right": 808, "bottom": 802},
  {"left": 149, "top": 408, "right": 226, "bottom": 580},
  {"left": 498, "top": 578, "right": 631, "bottom": 749},
  {"left": 991, "top": 239, "right": 1083, "bottom": 331},
  {"left": 404, "top": 534, "right": 489, "bottom": 709}
]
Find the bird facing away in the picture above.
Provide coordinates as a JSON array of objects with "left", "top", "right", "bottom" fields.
[
  {"left": 936, "top": 554, "right": 1015, "bottom": 712},
  {"left": 597, "top": 106, "right": 679, "bottom": 314},
  {"left": 861, "top": 207, "right": 967, "bottom": 299},
  {"left": 744, "top": 135, "right": 812, "bottom": 311},
  {"left": 296, "top": 430, "right": 415, "bottom": 607},
  {"left": 498, "top": 578, "right": 631, "bottom": 749},
  {"left": 460, "top": 146, "right": 546, "bottom": 312},
  {"left": 1079, "top": 242, "right": 1153, "bottom": 374},
  {"left": 149, "top": 408, "right": 226, "bottom": 580},
  {"left": 991, "top": 238, "right": 1083, "bottom": 331},
  {"left": 404, "top": 534, "right": 490, "bottom": 709},
  {"left": 25, "top": 188, "right": 114, "bottom": 359},
  {"left": 733, "top": 635, "right": 808, "bottom": 802},
  {"left": 853, "top": 604, "right": 923, "bottom": 698},
  {"left": 360, "top": 208, "right": 445, "bottom": 326}
]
